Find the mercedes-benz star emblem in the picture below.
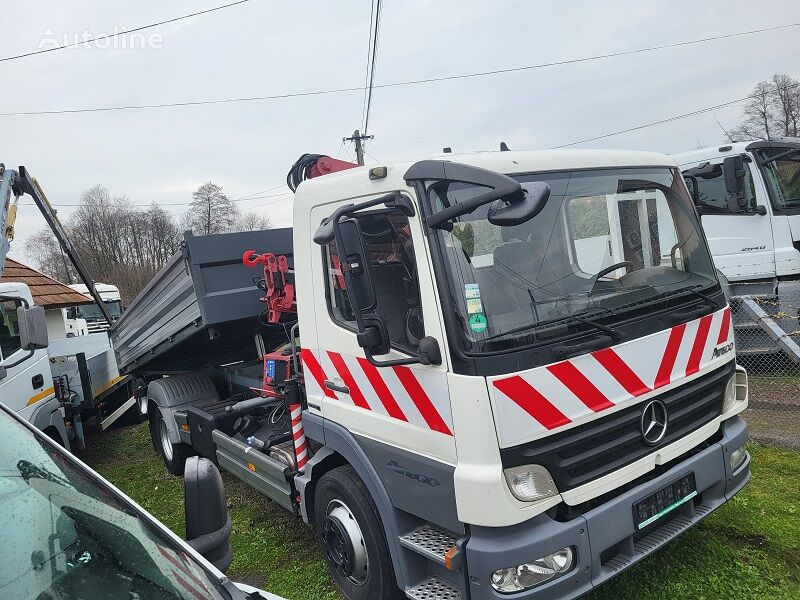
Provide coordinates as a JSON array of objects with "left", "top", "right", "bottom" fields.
[{"left": 640, "top": 400, "right": 668, "bottom": 446}]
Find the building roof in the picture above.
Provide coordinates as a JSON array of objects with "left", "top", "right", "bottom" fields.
[{"left": 1, "top": 258, "right": 93, "bottom": 309}]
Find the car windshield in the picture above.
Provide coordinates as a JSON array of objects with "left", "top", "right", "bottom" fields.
[
  {"left": 78, "top": 300, "right": 122, "bottom": 320},
  {"left": 756, "top": 147, "right": 800, "bottom": 209},
  {"left": 0, "top": 410, "right": 229, "bottom": 600},
  {"left": 429, "top": 167, "right": 717, "bottom": 354}
]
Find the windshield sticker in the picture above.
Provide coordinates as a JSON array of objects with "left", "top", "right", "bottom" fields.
[
  {"left": 469, "top": 313, "right": 488, "bottom": 333},
  {"left": 466, "top": 297, "right": 483, "bottom": 314},
  {"left": 464, "top": 283, "right": 481, "bottom": 299}
]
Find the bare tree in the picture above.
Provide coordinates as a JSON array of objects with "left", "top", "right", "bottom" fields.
[
  {"left": 24, "top": 185, "right": 181, "bottom": 304},
  {"left": 729, "top": 74, "right": 800, "bottom": 141},
  {"left": 185, "top": 182, "right": 236, "bottom": 235},
  {"left": 234, "top": 210, "right": 273, "bottom": 232},
  {"left": 771, "top": 73, "right": 799, "bottom": 138}
]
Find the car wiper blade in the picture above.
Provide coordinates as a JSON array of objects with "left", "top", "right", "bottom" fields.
[{"left": 566, "top": 313, "right": 624, "bottom": 341}]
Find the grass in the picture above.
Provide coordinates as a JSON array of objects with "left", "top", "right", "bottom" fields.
[{"left": 83, "top": 424, "right": 800, "bottom": 600}]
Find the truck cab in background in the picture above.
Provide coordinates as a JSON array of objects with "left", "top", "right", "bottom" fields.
[
  {"left": 66, "top": 283, "right": 123, "bottom": 333},
  {"left": 674, "top": 138, "right": 800, "bottom": 302},
  {"left": 0, "top": 282, "right": 66, "bottom": 446}
]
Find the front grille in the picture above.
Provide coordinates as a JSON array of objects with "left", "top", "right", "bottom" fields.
[{"left": 500, "top": 361, "right": 735, "bottom": 491}]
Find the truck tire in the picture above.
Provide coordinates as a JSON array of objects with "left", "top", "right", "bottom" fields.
[
  {"left": 150, "top": 406, "right": 195, "bottom": 476},
  {"left": 314, "top": 465, "right": 403, "bottom": 600}
]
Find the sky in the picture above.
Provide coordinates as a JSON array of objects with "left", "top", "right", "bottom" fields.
[{"left": 4, "top": 0, "right": 799, "bottom": 263}]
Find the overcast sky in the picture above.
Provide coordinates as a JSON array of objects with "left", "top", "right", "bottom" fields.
[{"left": 5, "top": 0, "right": 799, "bottom": 263}]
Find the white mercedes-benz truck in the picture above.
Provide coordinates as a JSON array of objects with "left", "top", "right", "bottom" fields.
[
  {"left": 674, "top": 138, "right": 800, "bottom": 358},
  {"left": 113, "top": 149, "right": 751, "bottom": 600}
]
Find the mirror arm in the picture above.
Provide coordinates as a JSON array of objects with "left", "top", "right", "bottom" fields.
[{"left": 363, "top": 348, "right": 421, "bottom": 367}]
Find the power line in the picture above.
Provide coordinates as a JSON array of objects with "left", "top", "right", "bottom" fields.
[
  {"left": 554, "top": 81, "right": 800, "bottom": 147},
  {"left": 19, "top": 188, "right": 292, "bottom": 208},
  {"left": 360, "top": 0, "right": 376, "bottom": 133},
  {"left": 0, "top": 0, "right": 253, "bottom": 64},
  {"left": 2, "top": 21, "right": 796, "bottom": 117},
  {"left": 362, "top": 0, "right": 382, "bottom": 136}
]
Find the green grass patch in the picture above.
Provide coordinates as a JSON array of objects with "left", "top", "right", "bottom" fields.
[{"left": 83, "top": 425, "right": 799, "bottom": 600}]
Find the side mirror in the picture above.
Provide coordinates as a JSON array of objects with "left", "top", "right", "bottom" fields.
[
  {"left": 184, "top": 457, "right": 232, "bottom": 572},
  {"left": 337, "top": 217, "right": 377, "bottom": 312},
  {"left": 18, "top": 305, "right": 48, "bottom": 351},
  {"left": 723, "top": 155, "right": 747, "bottom": 211},
  {"left": 418, "top": 336, "right": 442, "bottom": 365},
  {"left": 488, "top": 181, "right": 550, "bottom": 226}
]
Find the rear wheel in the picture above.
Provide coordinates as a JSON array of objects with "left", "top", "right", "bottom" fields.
[
  {"left": 314, "top": 465, "right": 402, "bottom": 600},
  {"left": 149, "top": 406, "right": 194, "bottom": 476}
]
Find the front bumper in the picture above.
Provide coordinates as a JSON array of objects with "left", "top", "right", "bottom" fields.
[{"left": 465, "top": 416, "right": 750, "bottom": 600}]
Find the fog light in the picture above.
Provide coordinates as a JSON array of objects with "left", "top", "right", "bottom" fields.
[
  {"left": 722, "top": 374, "right": 736, "bottom": 413},
  {"left": 503, "top": 465, "right": 558, "bottom": 502},
  {"left": 730, "top": 445, "right": 747, "bottom": 471},
  {"left": 491, "top": 547, "right": 574, "bottom": 593}
]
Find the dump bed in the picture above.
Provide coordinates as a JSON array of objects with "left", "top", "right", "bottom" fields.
[{"left": 111, "top": 228, "right": 293, "bottom": 375}]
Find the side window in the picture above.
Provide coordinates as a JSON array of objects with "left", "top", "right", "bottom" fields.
[
  {"left": 688, "top": 163, "right": 757, "bottom": 214},
  {"left": 324, "top": 209, "right": 424, "bottom": 351},
  {"left": 0, "top": 299, "right": 23, "bottom": 360}
]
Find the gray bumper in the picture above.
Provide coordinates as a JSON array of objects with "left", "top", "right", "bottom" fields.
[{"left": 465, "top": 417, "right": 750, "bottom": 600}]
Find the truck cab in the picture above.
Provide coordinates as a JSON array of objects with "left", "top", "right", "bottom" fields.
[
  {"left": 0, "top": 282, "right": 67, "bottom": 446},
  {"left": 673, "top": 138, "right": 800, "bottom": 299},
  {"left": 67, "top": 283, "right": 123, "bottom": 333},
  {"left": 292, "top": 149, "right": 750, "bottom": 598}
]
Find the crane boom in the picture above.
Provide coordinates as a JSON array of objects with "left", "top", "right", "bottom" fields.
[{"left": 0, "top": 164, "right": 113, "bottom": 323}]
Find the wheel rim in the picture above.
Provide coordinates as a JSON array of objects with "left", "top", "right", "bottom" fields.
[
  {"left": 159, "top": 418, "right": 173, "bottom": 461},
  {"left": 322, "top": 499, "right": 368, "bottom": 585},
  {"left": 138, "top": 395, "right": 148, "bottom": 416}
]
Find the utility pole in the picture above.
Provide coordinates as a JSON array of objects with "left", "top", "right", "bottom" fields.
[{"left": 343, "top": 129, "right": 373, "bottom": 166}]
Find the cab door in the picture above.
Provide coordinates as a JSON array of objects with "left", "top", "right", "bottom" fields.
[
  {"left": 687, "top": 159, "right": 776, "bottom": 280},
  {"left": 0, "top": 288, "right": 54, "bottom": 418},
  {"left": 304, "top": 193, "right": 456, "bottom": 463}
]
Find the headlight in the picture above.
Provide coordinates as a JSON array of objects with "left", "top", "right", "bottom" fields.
[
  {"left": 730, "top": 445, "right": 747, "bottom": 471},
  {"left": 491, "top": 547, "right": 574, "bottom": 593},
  {"left": 722, "top": 373, "right": 736, "bottom": 413},
  {"left": 503, "top": 465, "right": 558, "bottom": 502}
]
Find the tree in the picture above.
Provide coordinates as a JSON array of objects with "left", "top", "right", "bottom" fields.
[
  {"left": 25, "top": 185, "right": 181, "bottom": 304},
  {"left": 184, "top": 182, "right": 236, "bottom": 235},
  {"left": 729, "top": 74, "right": 800, "bottom": 141},
  {"left": 234, "top": 210, "right": 273, "bottom": 232}
]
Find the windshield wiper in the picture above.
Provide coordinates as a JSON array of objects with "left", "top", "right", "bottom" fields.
[{"left": 479, "top": 307, "right": 622, "bottom": 344}]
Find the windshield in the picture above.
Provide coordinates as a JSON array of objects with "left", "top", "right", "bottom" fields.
[
  {"left": 429, "top": 167, "right": 717, "bottom": 354},
  {"left": 756, "top": 147, "right": 800, "bottom": 209},
  {"left": 0, "top": 410, "right": 228, "bottom": 600},
  {"left": 77, "top": 300, "right": 122, "bottom": 320}
]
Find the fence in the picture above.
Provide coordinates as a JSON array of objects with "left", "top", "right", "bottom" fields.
[{"left": 729, "top": 283, "right": 800, "bottom": 450}]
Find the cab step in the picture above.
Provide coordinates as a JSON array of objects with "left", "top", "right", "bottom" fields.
[
  {"left": 405, "top": 576, "right": 461, "bottom": 600},
  {"left": 399, "top": 524, "right": 459, "bottom": 565}
]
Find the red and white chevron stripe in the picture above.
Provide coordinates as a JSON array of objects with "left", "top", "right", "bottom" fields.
[
  {"left": 301, "top": 348, "right": 453, "bottom": 436},
  {"left": 489, "top": 306, "right": 734, "bottom": 448},
  {"left": 290, "top": 403, "right": 308, "bottom": 470}
]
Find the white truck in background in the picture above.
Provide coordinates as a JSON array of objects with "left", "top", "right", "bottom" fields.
[
  {"left": 0, "top": 164, "right": 138, "bottom": 452},
  {"left": 674, "top": 138, "right": 800, "bottom": 360},
  {"left": 66, "top": 283, "right": 123, "bottom": 334}
]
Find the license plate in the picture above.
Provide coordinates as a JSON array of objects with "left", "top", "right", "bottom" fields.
[{"left": 633, "top": 473, "right": 697, "bottom": 530}]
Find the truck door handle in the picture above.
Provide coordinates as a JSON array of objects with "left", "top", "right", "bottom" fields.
[{"left": 324, "top": 380, "right": 350, "bottom": 394}]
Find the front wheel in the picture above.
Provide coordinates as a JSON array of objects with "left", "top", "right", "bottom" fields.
[
  {"left": 149, "top": 407, "right": 194, "bottom": 476},
  {"left": 314, "top": 466, "right": 402, "bottom": 600}
]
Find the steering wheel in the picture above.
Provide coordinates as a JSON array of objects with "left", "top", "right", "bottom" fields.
[{"left": 592, "top": 261, "right": 634, "bottom": 284}]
